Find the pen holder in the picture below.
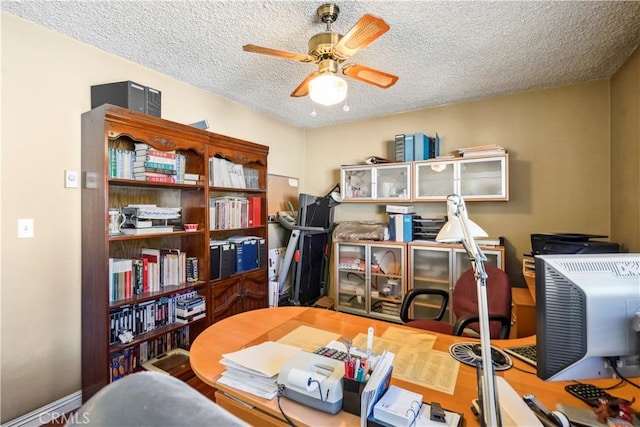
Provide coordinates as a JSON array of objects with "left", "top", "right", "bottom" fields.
[{"left": 342, "top": 377, "right": 366, "bottom": 416}]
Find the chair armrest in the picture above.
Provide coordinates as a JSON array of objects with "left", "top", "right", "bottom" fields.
[
  {"left": 400, "top": 288, "right": 449, "bottom": 323},
  {"left": 452, "top": 314, "right": 512, "bottom": 339}
]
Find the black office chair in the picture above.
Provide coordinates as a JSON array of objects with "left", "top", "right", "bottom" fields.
[{"left": 400, "top": 264, "right": 512, "bottom": 339}]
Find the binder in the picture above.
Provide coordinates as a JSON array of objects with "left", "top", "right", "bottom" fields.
[
  {"left": 403, "top": 134, "right": 415, "bottom": 161},
  {"left": 257, "top": 238, "right": 267, "bottom": 268},
  {"left": 413, "top": 132, "right": 429, "bottom": 160},
  {"left": 210, "top": 242, "right": 222, "bottom": 280},
  {"left": 220, "top": 242, "right": 237, "bottom": 278}
]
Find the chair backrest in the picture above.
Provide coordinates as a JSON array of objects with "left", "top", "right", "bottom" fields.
[{"left": 452, "top": 264, "right": 512, "bottom": 339}]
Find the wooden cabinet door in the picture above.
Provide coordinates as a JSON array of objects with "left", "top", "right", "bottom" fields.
[
  {"left": 241, "top": 269, "right": 268, "bottom": 312},
  {"left": 211, "top": 277, "right": 244, "bottom": 323}
]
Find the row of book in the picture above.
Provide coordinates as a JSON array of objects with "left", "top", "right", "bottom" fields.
[
  {"left": 108, "top": 146, "right": 201, "bottom": 184},
  {"left": 209, "top": 195, "right": 262, "bottom": 230},
  {"left": 109, "top": 290, "right": 200, "bottom": 346},
  {"left": 108, "top": 248, "right": 198, "bottom": 302},
  {"left": 209, "top": 156, "right": 260, "bottom": 189},
  {"left": 210, "top": 236, "right": 266, "bottom": 280},
  {"left": 395, "top": 132, "right": 441, "bottom": 162},
  {"left": 109, "top": 327, "right": 190, "bottom": 382}
]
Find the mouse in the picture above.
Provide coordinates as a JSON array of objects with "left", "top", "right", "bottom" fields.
[{"left": 471, "top": 344, "right": 508, "bottom": 366}]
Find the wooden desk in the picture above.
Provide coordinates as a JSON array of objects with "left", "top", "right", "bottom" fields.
[{"left": 191, "top": 307, "right": 639, "bottom": 426}]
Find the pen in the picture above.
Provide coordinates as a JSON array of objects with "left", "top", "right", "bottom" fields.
[{"left": 366, "top": 326, "right": 374, "bottom": 360}]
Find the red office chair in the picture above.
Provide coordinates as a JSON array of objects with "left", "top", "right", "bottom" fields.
[{"left": 400, "top": 264, "right": 512, "bottom": 339}]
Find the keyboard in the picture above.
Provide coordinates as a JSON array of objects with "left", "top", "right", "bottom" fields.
[
  {"left": 503, "top": 344, "right": 537, "bottom": 367},
  {"left": 313, "top": 346, "right": 349, "bottom": 361}
]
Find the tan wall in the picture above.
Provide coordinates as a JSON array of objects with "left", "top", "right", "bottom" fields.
[
  {"left": 0, "top": 13, "right": 304, "bottom": 422},
  {"left": 304, "top": 81, "right": 612, "bottom": 286},
  {"left": 610, "top": 47, "right": 640, "bottom": 252}
]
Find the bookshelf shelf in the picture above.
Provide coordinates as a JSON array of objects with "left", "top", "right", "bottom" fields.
[
  {"left": 108, "top": 281, "right": 207, "bottom": 308},
  {"left": 82, "top": 104, "right": 269, "bottom": 402},
  {"left": 109, "top": 316, "right": 207, "bottom": 353}
]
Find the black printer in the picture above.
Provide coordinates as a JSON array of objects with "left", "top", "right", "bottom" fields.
[{"left": 531, "top": 233, "right": 620, "bottom": 255}]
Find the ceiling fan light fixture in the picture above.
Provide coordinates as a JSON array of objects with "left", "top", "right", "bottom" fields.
[{"left": 308, "top": 73, "right": 348, "bottom": 106}]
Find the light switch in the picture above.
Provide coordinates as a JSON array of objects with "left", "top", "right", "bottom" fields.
[
  {"left": 65, "top": 170, "right": 79, "bottom": 188},
  {"left": 18, "top": 218, "right": 34, "bottom": 238}
]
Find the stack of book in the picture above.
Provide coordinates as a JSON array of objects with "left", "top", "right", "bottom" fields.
[
  {"left": 133, "top": 143, "right": 185, "bottom": 183},
  {"left": 176, "top": 296, "right": 206, "bottom": 324},
  {"left": 456, "top": 144, "right": 506, "bottom": 158}
]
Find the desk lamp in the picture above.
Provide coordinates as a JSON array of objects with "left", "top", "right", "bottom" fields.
[{"left": 436, "top": 194, "right": 501, "bottom": 427}]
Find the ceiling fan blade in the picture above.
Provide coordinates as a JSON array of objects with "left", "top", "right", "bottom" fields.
[
  {"left": 291, "top": 71, "right": 320, "bottom": 97},
  {"left": 342, "top": 64, "right": 398, "bottom": 89},
  {"left": 333, "top": 14, "right": 390, "bottom": 59},
  {"left": 243, "top": 44, "right": 314, "bottom": 63}
]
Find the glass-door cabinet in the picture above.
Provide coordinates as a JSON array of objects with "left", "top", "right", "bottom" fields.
[
  {"left": 334, "top": 241, "right": 406, "bottom": 323},
  {"left": 408, "top": 243, "right": 504, "bottom": 324},
  {"left": 414, "top": 154, "right": 509, "bottom": 201},
  {"left": 341, "top": 163, "right": 411, "bottom": 202}
]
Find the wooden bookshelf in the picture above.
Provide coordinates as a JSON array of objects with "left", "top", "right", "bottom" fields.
[{"left": 81, "top": 104, "right": 269, "bottom": 402}]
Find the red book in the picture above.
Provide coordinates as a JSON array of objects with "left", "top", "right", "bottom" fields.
[{"left": 248, "top": 196, "right": 261, "bottom": 226}]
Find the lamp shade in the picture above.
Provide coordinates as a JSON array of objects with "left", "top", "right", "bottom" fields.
[
  {"left": 436, "top": 194, "right": 488, "bottom": 242},
  {"left": 436, "top": 216, "right": 488, "bottom": 242},
  {"left": 308, "top": 73, "right": 348, "bottom": 106}
]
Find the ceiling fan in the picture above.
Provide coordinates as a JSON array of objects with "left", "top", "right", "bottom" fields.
[{"left": 243, "top": 3, "right": 398, "bottom": 106}]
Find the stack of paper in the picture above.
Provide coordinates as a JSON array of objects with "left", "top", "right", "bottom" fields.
[
  {"left": 373, "top": 385, "right": 423, "bottom": 427},
  {"left": 217, "top": 341, "right": 302, "bottom": 400}
]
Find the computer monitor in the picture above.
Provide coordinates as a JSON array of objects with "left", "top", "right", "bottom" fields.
[{"left": 535, "top": 253, "right": 640, "bottom": 381}]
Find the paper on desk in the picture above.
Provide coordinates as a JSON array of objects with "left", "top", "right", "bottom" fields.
[
  {"left": 276, "top": 325, "right": 341, "bottom": 352},
  {"left": 393, "top": 347, "right": 460, "bottom": 395},
  {"left": 353, "top": 333, "right": 409, "bottom": 356},
  {"left": 380, "top": 326, "right": 437, "bottom": 348},
  {"left": 221, "top": 341, "right": 302, "bottom": 377},
  {"left": 352, "top": 333, "right": 459, "bottom": 394}
]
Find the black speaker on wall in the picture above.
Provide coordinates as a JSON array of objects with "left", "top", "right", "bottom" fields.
[{"left": 91, "top": 80, "right": 161, "bottom": 117}]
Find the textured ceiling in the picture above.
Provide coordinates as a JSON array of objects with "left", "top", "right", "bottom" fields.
[{"left": 3, "top": 1, "right": 640, "bottom": 129}]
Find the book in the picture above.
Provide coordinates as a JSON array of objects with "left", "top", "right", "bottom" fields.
[
  {"left": 120, "top": 226, "right": 174, "bottom": 235},
  {"left": 248, "top": 196, "right": 261, "bottom": 226}
]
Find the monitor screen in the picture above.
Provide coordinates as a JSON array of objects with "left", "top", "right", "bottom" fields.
[{"left": 535, "top": 253, "right": 640, "bottom": 381}]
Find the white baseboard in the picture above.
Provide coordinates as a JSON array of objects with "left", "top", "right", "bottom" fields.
[{"left": 1, "top": 390, "right": 82, "bottom": 427}]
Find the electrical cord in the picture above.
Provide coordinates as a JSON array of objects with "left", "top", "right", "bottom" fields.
[
  {"left": 277, "top": 384, "right": 296, "bottom": 427},
  {"left": 608, "top": 358, "right": 640, "bottom": 389},
  {"left": 510, "top": 364, "right": 537, "bottom": 375}
]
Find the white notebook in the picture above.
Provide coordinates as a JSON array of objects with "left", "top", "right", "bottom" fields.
[{"left": 373, "top": 385, "right": 423, "bottom": 427}]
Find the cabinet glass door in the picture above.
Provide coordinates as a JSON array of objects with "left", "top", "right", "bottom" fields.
[
  {"left": 375, "top": 164, "right": 411, "bottom": 201},
  {"left": 369, "top": 244, "right": 404, "bottom": 321},
  {"left": 459, "top": 157, "right": 506, "bottom": 199},
  {"left": 409, "top": 246, "right": 453, "bottom": 323},
  {"left": 452, "top": 248, "right": 502, "bottom": 283},
  {"left": 335, "top": 243, "right": 368, "bottom": 315},
  {"left": 342, "top": 167, "right": 374, "bottom": 200},
  {"left": 414, "top": 161, "right": 455, "bottom": 200}
]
